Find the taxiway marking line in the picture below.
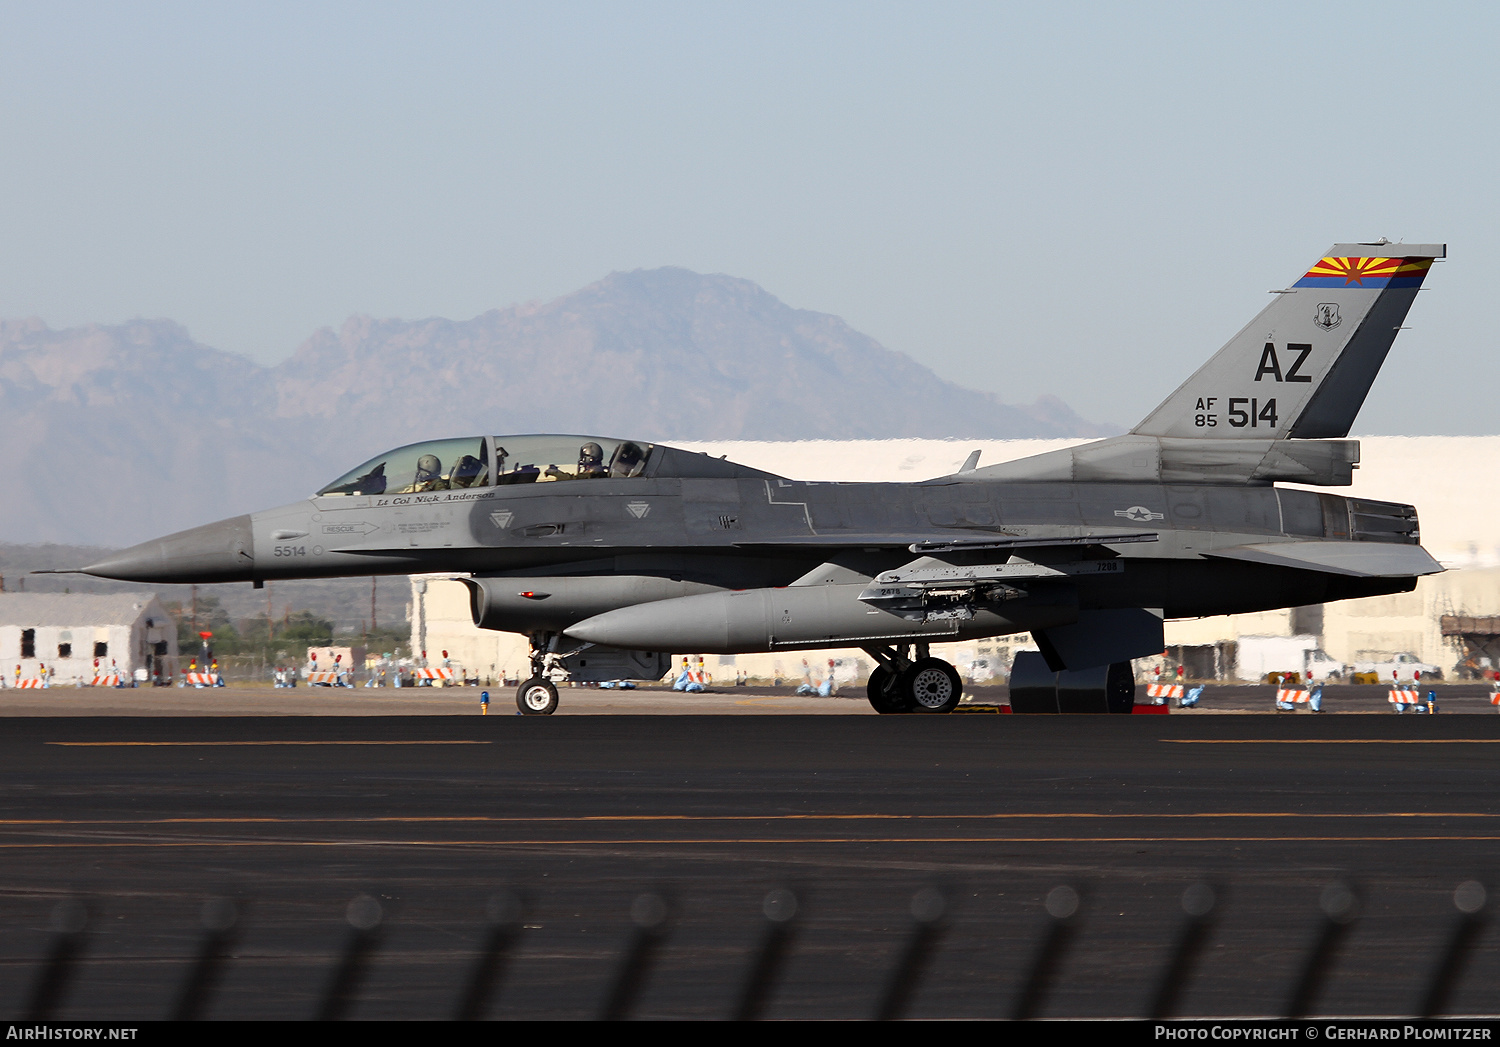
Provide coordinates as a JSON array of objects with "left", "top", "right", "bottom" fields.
[
  {"left": 1161, "top": 739, "right": 1500, "bottom": 745},
  {"left": 1, "top": 835, "right": 1500, "bottom": 848},
  {"left": 46, "top": 741, "right": 492, "bottom": 747},
  {"left": 0, "top": 812, "right": 1495, "bottom": 826}
]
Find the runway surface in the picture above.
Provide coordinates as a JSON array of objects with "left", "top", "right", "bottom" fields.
[
  {"left": 2, "top": 681, "right": 1494, "bottom": 716},
  {"left": 2, "top": 714, "right": 1500, "bottom": 1019}
]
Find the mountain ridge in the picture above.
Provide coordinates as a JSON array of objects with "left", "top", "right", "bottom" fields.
[{"left": 0, "top": 267, "right": 1113, "bottom": 544}]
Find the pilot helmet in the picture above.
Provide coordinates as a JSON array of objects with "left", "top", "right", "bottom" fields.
[
  {"left": 579, "top": 442, "right": 604, "bottom": 467},
  {"left": 415, "top": 454, "right": 442, "bottom": 481}
]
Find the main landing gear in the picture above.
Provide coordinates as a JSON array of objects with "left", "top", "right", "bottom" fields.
[
  {"left": 861, "top": 643, "right": 963, "bottom": 714},
  {"left": 516, "top": 632, "right": 561, "bottom": 715}
]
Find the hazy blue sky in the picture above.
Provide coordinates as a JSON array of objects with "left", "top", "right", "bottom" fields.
[{"left": 1, "top": 2, "right": 1493, "bottom": 432}]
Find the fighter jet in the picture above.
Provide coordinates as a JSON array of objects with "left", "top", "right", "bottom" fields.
[{"left": 75, "top": 242, "right": 1446, "bottom": 715}]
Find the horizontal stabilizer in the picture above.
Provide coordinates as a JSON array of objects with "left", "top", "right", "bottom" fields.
[{"left": 1205, "top": 540, "right": 1443, "bottom": 578}]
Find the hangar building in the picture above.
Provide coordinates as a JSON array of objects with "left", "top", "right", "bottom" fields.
[{"left": 0, "top": 592, "right": 178, "bottom": 686}]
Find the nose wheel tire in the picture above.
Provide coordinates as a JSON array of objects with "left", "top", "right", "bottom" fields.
[
  {"left": 900, "top": 658, "right": 963, "bottom": 714},
  {"left": 866, "top": 666, "right": 910, "bottom": 714},
  {"left": 517, "top": 677, "right": 559, "bottom": 715}
]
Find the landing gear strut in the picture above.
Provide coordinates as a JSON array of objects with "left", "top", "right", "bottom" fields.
[
  {"left": 866, "top": 666, "right": 906, "bottom": 714},
  {"left": 862, "top": 644, "right": 963, "bottom": 714},
  {"left": 517, "top": 632, "right": 561, "bottom": 715}
]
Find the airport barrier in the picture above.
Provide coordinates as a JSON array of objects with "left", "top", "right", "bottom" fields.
[
  {"left": 1145, "top": 683, "right": 1183, "bottom": 703},
  {"left": 8, "top": 878, "right": 1492, "bottom": 1021},
  {"left": 88, "top": 674, "right": 122, "bottom": 687},
  {"left": 1390, "top": 688, "right": 1422, "bottom": 706},
  {"left": 306, "top": 671, "right": 351, "bottom": 685},
  {"left": 413, "top": 668, "right": 454, "bottom": 682},
  {"left": 181, "top": 672, "right": 221, "bottom": 687},
  {"left": 1276, "top": 688, "right": 1311, "bottom": 704}
]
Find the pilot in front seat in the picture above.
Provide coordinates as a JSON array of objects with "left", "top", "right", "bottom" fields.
[{"left": 413, "top": 454, "right": 448, "bottom": 491}]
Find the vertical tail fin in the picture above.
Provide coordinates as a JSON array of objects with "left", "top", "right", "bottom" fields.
[{"left": 1132, "top": 242, "right": 1445, "bottom": 439}]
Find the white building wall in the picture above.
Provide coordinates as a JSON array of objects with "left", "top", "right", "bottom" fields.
[
  {"left": 0, "top": 596, "right": 176, "bottom": 685},
  {"left": 410, "top": 577, "right": 530, "bottom": 683},
  {"left": 1320, "top": 568, "right": 1500, "bottom": 675}
]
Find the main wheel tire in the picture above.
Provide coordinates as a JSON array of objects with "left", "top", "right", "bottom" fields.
[
  {"left": 516, "top": 677, "right": 559, "bottom": 715},
  {"left": 901, "top": 658, "right": 963, "bottom": 714},
  {"left": 866, "top": 666, "right": 909, "bottom": 714}
]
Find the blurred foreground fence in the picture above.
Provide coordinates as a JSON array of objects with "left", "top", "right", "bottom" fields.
[{"left": 13, "top": 880, "right": 1495, "bottom": 1021}]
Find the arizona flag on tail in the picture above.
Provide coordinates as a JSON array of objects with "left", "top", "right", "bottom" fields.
[{"left": 1295, "top": 256, "right": 1433, "bottom": 289}]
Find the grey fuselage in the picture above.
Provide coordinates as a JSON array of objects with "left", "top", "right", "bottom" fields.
[{"left": 84, "top": 442, "right": 1416, "bottom": 646}]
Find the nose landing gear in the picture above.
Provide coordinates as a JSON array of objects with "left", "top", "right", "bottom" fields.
[
  {"left": 516, "top": 676, "right": 559, "bottom": 715},
  {"left": 516, "top": 632, "right": 563, "bottom": 715}
]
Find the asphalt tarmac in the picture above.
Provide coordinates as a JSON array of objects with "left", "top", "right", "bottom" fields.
[
  {"left": 2, "top": 712, "right": 1500, "bottom": 1020},
  {"left": 2, "top": 680, "right": 1494, "bottom": 715}
]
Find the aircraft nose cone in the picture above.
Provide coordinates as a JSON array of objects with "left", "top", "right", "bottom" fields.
[{"left": 81, "top": 515, "right": 256, "bottom": 583}]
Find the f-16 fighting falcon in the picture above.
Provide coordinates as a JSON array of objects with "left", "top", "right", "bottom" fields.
[{"left": 72, "top": 242, "right": 1446, "bottom": 715}]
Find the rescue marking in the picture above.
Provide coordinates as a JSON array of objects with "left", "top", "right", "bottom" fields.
[{"left": 626, "top": 501, "right": 651, "bottom": 519}]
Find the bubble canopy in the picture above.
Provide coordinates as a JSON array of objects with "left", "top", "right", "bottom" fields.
[{"left": 316, "top": 435, "right": 656, "bottom": 497}]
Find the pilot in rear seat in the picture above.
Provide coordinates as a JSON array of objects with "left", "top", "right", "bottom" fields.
[{"left": 577, "top": 442, "right": 607, "bottom": 479}]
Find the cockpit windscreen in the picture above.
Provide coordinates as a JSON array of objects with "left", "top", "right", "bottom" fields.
[
  {"left": 317, "top": 437, "right": 491, "bottom": 497},
  {"left": 491, "top": 437, "right": 653, "bottom": 484},
  {"left": 316, "top": 436, "right": 655, "bottom": 497}
]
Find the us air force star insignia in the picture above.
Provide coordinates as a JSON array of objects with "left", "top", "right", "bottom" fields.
[
  {"left": 626, "top": 502, "right": 651, "bottom": 519},
  {"left": 489, "top": 510, "right": 514, "bottom": 529},
  {"left": 1114, "top": 506, "right": 1164, "bottom": 522}
]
